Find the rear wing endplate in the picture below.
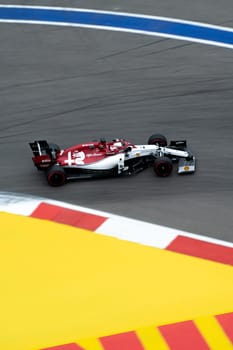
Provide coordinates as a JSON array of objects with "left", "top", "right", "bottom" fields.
[{"left": 29, "top": 140, "right": 50, "bottom": 157}]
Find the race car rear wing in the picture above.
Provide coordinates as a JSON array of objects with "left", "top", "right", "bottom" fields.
[
  {"left": 29, "top": 140, "right": 50, "bottom": 157},
  {"left": 29, "top": 140, "right": 54, "bottom": 170}
]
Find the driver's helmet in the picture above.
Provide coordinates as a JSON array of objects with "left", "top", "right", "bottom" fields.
[{"left": 112, "top": 138, "right": 122, "bottom": 147}]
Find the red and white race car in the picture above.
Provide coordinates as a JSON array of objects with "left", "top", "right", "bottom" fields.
[{"left": 29, "top": 134, "right": 196, "bottom": 186}]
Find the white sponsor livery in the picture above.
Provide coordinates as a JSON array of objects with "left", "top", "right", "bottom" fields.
[
  {"left": 64, "top": 151, "right": 85, "bottom": 165},
  {"left": 79, "top": 153, "right": 126, "bottom": 171}
]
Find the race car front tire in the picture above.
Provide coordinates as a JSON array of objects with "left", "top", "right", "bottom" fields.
[
  {"left": 46, "top": 165, "right": 66, "bottom": 186},
  {"left": 148, "top": 134, "right": 167, "bottom": 146},
  {"left": 153, "top": 157, "right": 173, "bottom": 177}
]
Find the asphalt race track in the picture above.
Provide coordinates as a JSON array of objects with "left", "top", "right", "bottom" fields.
[{"left": 1, "top": 0, "right": 233, "bottom": 242}]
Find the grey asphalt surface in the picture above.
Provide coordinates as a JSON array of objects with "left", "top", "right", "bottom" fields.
[{"left": 0, "top": 1, "right": 233, "bottom": 242}]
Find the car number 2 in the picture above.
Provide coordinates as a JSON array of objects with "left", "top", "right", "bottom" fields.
[{"left": 64, "top": 151, "right": 85, "bottom": 165}]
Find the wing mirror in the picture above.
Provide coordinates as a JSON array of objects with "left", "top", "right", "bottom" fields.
[{"left": 124, "top": 146, "right": 132, "bottom": 153}]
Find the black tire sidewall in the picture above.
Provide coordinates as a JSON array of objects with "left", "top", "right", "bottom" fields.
[
  {"left": 154, "top": 157, "right": 173, "bottom": 177},
  {"left": 47, "top": 166, "right": 66, "bottom": 186},
  {"left": 148, "top": 134, "right": 167, "bottom": 146}
]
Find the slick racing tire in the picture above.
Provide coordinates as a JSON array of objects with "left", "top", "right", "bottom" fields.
[
  {"left": 148, "top": 134, "right": 167, "bottom": 146},
  {"left": 46, "top": 165, "right": 66, "bottom": 186},
  {"left": 153, "top": 157, "right": 173, "bottom": 177}
]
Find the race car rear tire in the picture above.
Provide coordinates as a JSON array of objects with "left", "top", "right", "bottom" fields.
[
  {"left": 148, "top": 134, "right": 167, "bottom": 146},
  {"left": 46, "top": 165, "right": 66, "bottom": 186},
  {"left": 154, "top": 157, "right": 173, "bottom": 177}
]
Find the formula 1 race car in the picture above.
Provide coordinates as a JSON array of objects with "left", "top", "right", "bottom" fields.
[{"left": 29, "top": 134, "right": 196, "bottom": 186}]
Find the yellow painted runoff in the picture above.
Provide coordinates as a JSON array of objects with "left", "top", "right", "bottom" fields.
[
  {"left": 194, "top": 316, "right": 233, "bottom": 350},
  {"left": 0, "top": 212, "right": 233, "bottom": 350},
  {"left": 136, "top": 326, "right": 170, "bottom": 350}
]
